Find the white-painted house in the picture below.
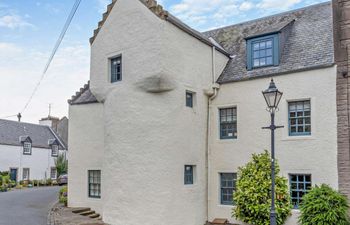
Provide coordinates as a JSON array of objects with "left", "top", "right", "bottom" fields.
[
  {"left": 68, "top": 1, "right": 348, "bottom": 225},
  {"left": 0, "top": 118, "right": 67, "bottom": 182}
]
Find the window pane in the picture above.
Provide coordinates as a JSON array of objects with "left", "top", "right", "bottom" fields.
[
  {"left": 266, "top": 40, "right": 272, "bottom": 48},
  {"left": 266, "top": 57, "right": 273, "bottom": 65},
  {"left": 254, "top": 59, "right": 260, "bottom": 67},
  {"left": 266, "top": 48, "right": 272, "bottom": 56},
  {"left": 253, "top": 43, "right": 259, "bottom": 50},
  {"left": 259, "top": 42, "right": 266, "bottom": 49},
  {"left": 253, "top": 51, "right": 259, "bottom": 58},
  {"left": 260, "top": 58, "right": 266, "bottom": 66}
]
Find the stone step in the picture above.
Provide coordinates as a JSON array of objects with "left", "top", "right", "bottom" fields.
[
  {"left": 89, "top": 213, "right": 100, "bottom": 219},
  {"left": 72, "top": 208, "right": 91, "bottom": 214},
  {"left": 80, "top": 210, "right": 95, "bottom": 216}
]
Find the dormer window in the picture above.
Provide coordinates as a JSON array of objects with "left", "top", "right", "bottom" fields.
[
  {"left": 111, "top": 56, "right": 122, "bottom": 83},
  {"left": 23, "top": 142, "right": 32, "bottom": 155},
  {"left": 247, "top": 34, "right": 279, "bottom": 70},
  {"left": 51, "top": 145, "right": 59, "bottom": 157}
]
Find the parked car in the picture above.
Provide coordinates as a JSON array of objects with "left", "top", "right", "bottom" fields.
[{"left": 57, "top": 174, "right": 68, "bottom": 186}]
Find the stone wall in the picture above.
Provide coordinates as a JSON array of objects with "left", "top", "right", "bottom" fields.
[{"left": 333, "top": 0, "right": 350, "bottom": 199}]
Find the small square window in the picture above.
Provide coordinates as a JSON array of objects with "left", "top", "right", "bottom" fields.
[
  {"left": 111, "top": 56, "right": 122, "bottom": 83},
  {"left": 184, "top": 165, "right": 194, "bottom": 185},
  {"left": 186, "top": 91, "right": 193, "bottom": 108}
]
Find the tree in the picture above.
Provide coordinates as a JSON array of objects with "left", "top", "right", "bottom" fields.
[
  {"left": 233, "top": 150, "right": 291, "bottom": 225},
  {"left": 299, "top": 184, "right": 350, "bottom": 225},
  {"left": 55, "top": 154, "right": 68, "bottom": 177}
]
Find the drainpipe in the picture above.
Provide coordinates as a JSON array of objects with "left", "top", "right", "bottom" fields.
[{"left": 206, "top": 46, "right": 220, "bottom": 222}]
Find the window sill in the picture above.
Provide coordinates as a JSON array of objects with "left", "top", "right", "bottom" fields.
[
  {"left": 281, "top": 135, "right": 315, "bottom": 141},
  {"left": 218, "top": 204, "right": 234, "bottom": 208}
]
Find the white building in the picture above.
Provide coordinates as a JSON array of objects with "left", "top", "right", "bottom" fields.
[
  {"left": 0, "top": 118, "right": 67, "bottom": 182},
  {"left": 68, "top": 1, "right": 347, "bottom": 225}
]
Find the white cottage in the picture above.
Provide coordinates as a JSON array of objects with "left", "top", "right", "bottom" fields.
[
  {"left": 0, "top": 118, "right": 67, "bottom": 181},
  {"left": 68, "top": 0, "right": 349, "bottom": 225}
]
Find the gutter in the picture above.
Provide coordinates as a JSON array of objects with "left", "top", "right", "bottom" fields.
[{"left": 206, "top": 46, "right": 220, "bottom": 222}]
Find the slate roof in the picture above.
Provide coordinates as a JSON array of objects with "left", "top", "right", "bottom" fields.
[
  {"left": 68, "top": 81, "right": 98, "bottom": 105},
  {"left": 203, "top": 2, "right": 334, "bottom": 83},
  {"left": 0, "top": 119, "right": 66, "bottom": 149}
]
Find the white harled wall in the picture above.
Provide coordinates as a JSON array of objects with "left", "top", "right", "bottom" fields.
[
  {"left": 68, "top": 103, "right": 105, "bottom": 212},
  {"left": 0, "top": 144, "right": 63, "bottom": 180},
  {"left": 208, "top": 66, "right": 338, "bottom": 224},
  {"left": 87, "top": 0, "right": 228, "bottom": 224}
]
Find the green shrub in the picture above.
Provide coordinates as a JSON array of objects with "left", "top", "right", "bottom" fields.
[
  {"left": 299, "top": 184, "right": 350, "bottom": 225},
  {"left": 59, "top": 186, "right": 68, "bottom": 206},
  {"left": 233, "top": 150, "right": 291, "bottom": 225}
]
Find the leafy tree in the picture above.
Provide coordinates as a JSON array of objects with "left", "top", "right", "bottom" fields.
[
  {"left": 233, "top": 150, "right": 291, "bottom": 225},
  {"left": 299, "top": 184, "right": 350, "bottom": 225},
  {"left": 55, "top": 154, "right": 68, "bottom": 177}
]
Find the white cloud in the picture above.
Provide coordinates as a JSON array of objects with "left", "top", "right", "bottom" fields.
[
  {"left": 169, "top": 0, "right": 243, "bottom": 30},
  {"left": 257, "top": 0, "right": 302, "bottom": 10},
  {"left": 239, "top": 1, "right": 254, "bottom": 11},
  {"left": 0, "top": 42, "right": 23, "bottom": 57},
  {"left": 0, "top": 43, "right": 90, "bottom": 123},
  {"left": 0, "top": 14, "right": 34, "bottom": 29}
]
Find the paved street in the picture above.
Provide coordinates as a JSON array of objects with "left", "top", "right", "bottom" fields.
[{"left": 0, "top": 187, "right": 60, "bottom": 225}]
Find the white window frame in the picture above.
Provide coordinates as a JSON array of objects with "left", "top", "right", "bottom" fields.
[
  {"left": 22, "top": 168, "right": 30, "bottom": 181},
  {"left": 50, "top": 167, "right": 57, "bottom": 179},
  {"left": 51, "top": 145, "right": 59, "bottom": 157},
  {"left": 23, "top": 142, "right": 32, "bottom": 155}
]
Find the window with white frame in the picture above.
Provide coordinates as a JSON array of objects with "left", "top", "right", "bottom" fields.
[
  {"left": 23, "top": 142, "right": 32, "bottom": 155},
  {"left": 88, "top": 170, "right": 101, "bottom": 198},
  {"left": 51, "top": 145, "right": 59, "bottom": 157},
  {"left": 50, "top": 167, "right": 57, "bottom": 179},
  {"left": 22, "top": 168, "right": 30, "bottom": 181}
]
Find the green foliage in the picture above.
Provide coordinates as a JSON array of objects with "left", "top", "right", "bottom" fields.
[
  {"left": 233, "top": 150, "right": 291, "bottom": 225},
  {"left": 299, "top": 184, "right": 350, "bottom": 225},
  {"left": 55, "top": 154, "right": 68, "bottom": 177},
  {"left": 59, "top": 186, "right": 68, "bottom": 206}
]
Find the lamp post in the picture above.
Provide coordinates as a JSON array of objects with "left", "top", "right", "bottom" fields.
[{"left": 262, "top": 79, "right": 283, "bottom": 225}]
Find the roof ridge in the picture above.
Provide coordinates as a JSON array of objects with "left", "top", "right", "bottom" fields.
[
  {"left": 0, "top": 119, "right": 52, "bottom": 128},
  {"left": 68, "top": 81, "right": 90, "bottom": 104},
  {"left": 203, "top": 1, "right": 331, "bottom": 34}
]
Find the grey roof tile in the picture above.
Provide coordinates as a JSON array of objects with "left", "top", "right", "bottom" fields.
[
  {"left": 203, "top": 2, "right": 334, "bottom": 83},
  {"left": 68, "top": 81, "right": 98, "bottom": 105},
  {"left": 0, "top": 119, "right": 66, "bottom": 149}
]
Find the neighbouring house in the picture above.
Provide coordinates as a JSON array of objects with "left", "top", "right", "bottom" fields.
[
  {"left": 68, "top": 0, "right": 350, "bottom": 225},
  {"left": 0, "top": 117, "right": 67, "bottom": 182}
]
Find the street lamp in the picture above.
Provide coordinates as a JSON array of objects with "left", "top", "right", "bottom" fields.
[{"left": 262, "top": 79, "right": 283, "bottom": 225}]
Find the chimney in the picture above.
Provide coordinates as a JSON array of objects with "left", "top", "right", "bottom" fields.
[
  {"left": 333, "top": 0, "right": 350, "bottom": 200},
  {"left": 39, "top": 116, "right": 60, "bottom": 131}
]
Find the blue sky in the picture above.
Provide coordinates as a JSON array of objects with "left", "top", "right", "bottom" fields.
[{"left": 0, "top": 0, "right": 328, "bottom": 123}]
